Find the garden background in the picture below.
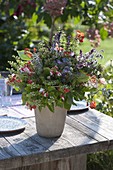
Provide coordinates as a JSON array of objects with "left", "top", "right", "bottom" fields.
[{"left": 0, "top": 0, "right": 113, "bottom": 169}]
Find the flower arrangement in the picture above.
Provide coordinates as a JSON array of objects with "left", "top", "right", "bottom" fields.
[{"left": 8, "top": 30, "right": 104, "bottom": 111}]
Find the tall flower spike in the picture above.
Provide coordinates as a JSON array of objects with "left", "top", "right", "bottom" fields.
[{"left": 44, "top": 0, "right": 67, "bottom": 17}]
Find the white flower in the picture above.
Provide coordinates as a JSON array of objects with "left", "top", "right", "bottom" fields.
[
  {"left": 39, "top": 88, "right": 45, "bottom": 93},
  {"left": 47, "top": 76, "right": 51, "bottom": 79},
  {"left": 56, "top": 71, "right": 61, "bottom": 76},
  {"left": 43, "top": 93, "right": 48, "bottom": 97},
  {"left": 50, "top": 71, "right": 54, "bottom": 76}
]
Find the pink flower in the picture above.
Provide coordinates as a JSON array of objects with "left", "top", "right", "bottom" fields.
[
  {"left": 99, "top": 78, "right": 107, "bottom": 85},
  {"left": 61, "top": 95, "right": 65, "bottom": 101},
  {"left": 54, "top": 43, "right": 64, "bottom": 52},
  {"left": 20, "top": 66, "right": 32, "bottom": 74}
]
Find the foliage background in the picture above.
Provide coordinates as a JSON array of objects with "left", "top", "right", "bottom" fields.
[{"left": 0, "top": 0, "right": 113, "bottom": 70}]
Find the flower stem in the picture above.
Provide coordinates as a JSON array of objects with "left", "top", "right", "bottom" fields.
[{"left": 49, "top": 17, "right": 56, "bottom": 45}]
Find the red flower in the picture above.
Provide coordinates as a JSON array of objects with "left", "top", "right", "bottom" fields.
[
  {"left": 90, "top": 101, "right": 96, "bottom": 109},
  {"left": 64, "top": 51, "right": 71, "bottom": 56},
  {"left": 8, "top": 74, "right": 19, "bottom": 83},
  {"left": 64, "top": 88, "right": 70, "bottom": 93},
  {"left": 16, "top": 79, "right": 22, "bottom": 83},
  {"left": 27, "top": 80, "right": 33, "bottom": 84},
  {"left": 24, "top": 48, "right": 30, "bottom": 51},
  {"left": 26, "top": 103, "right": 36, "bottom": 110},
  {"left": 76, "top": 30, "right": 84, "bottom": 42},
  {"left": 27, "top": 61, "right": 32, "bottom": 65},
  {"left": 32, "top": 105, "right": 36, "bottom": 109}
]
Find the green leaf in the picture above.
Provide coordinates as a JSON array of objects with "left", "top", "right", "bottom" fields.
[
  {"left": 9, "top": 8, "right": 14, "bottom": 16},
  {"left": 100, "top": 28, "right": 108, "bottom": 40},
  {"left": 57, "top": 100, "right": 63, "bottom": 108},
  {"left": 47, "top": 103, "right": 54, "bottom": 112},
  {"left": 32, "top": 13, "right": 38, "bottom": 24},
  {"left": 77, "top": 72, "right": 89, "bottom": 83},
  {"left": 22, "top": 92, "right": 26, "bottom": 104},
  {"left": 17, "top": 50, "right": 31, "bottom": 61},
  {"left": 96, "top": 0, "right": 101, "bottom": 4},
  {"left": 64, "top": 95, "right": 73, "bottom": 110},
  {"left": 13, "top": 86, "right": 20, "bottom": 91},
  {"left": 74, "top": 16, "right": 80, "bottom": 25},
  {"left": 64, "top": 101, "right": 71, "bottom": 110}
]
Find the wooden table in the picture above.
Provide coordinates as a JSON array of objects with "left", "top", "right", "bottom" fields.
[{"left": 0, "top": 95, "right": 113, "bottom": 170}]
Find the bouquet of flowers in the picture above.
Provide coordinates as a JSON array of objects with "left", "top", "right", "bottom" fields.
[{"left": 8, "top": 30, "right": 104, "bottom": 111}]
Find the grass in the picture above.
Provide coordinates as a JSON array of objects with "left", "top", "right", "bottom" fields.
[{"left": 79, "top": 38, "right": 113, "bottom": 65}]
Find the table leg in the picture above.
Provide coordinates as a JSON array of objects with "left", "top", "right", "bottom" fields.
[{"left": 56, "top": 154, "right": 87, "bottom": 170}]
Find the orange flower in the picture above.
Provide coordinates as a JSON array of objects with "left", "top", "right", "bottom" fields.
[
  {"left": 90, "top": 101, "right": 96, "bottom": 109},
  {"left": 90, "top": 75, "right": 97, "bottom": 84},
  {"left": 64, "top": 51, "right": 71, "bottom": 56},
  {"left": 76, "top": 30, "right": 84, "bottom": 42},
  {"left": 33, "top": 48, "right": 37, "bottom": 52},
  {"left": 24, "top": 48, "right": 33, "bottom": 58}
]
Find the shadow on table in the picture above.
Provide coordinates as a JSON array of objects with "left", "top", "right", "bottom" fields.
[{"left": 67, "top": 108, "right": 89, "bottom": 115}]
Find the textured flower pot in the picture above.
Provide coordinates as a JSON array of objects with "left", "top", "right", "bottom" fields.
[{"left": 35, "top": 106, "right": 67, "bottom": 138}]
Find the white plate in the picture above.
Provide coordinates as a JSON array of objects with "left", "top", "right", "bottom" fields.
[
  {"left": 0, "top": 116, "right": 27, "bottom": 133},
  {"left": 70, "top": 100, "right": 89, "bottom": 111}
]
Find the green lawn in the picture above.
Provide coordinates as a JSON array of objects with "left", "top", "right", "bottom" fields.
[{"left": 79, "top": 38, "right": 113, "bottom": 65}]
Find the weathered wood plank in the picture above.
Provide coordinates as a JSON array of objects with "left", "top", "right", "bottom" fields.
[
  {"left": 66, "top": 116, "right": 108, "bottom": 142},
  {"left": 25, "top": 117, "right": 97, "bottom": 150},
  {"left": 0, "top": 137, "right": 20, "bottom": 160},
  {"left": 69, "top": 112, "right": 113, "bottom": 140},
  {"left": 24, "top": 118, "right": 77, "bottom": 155},
  {"left": 0, "top": 107, "right": 23, "bottom": 118},
  {"left": 10, "top": 106, "right": 34, "bottom": 118},
  {"left": 8, "top": 154, "right": 86, "bottom": 170},
  {"left": 78, "top": 109, "right": 113, "bottom": 132},
  {"left": 3, "top": 132, "right": 47, "bottom": 156}
]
